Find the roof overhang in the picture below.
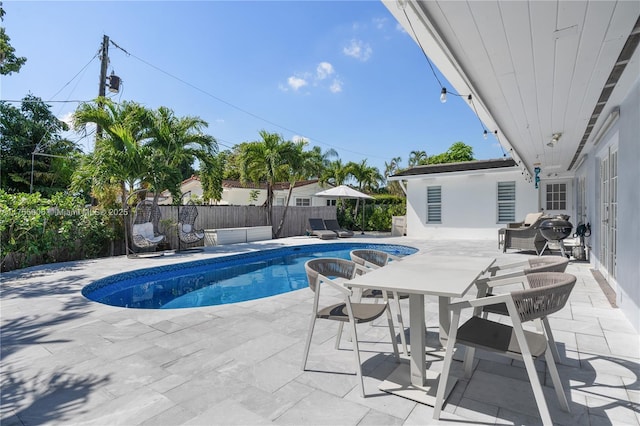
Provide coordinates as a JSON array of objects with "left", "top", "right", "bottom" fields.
[{"left": 383, "top": 0, "right": 640, "bottom": 179}]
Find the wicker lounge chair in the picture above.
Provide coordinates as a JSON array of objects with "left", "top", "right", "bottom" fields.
[
  {"left": 350, "top": 249, "right": 409, "bottom": 355},
  {"left": 302, "top": 258, "right": 399, "bottom": 397},
  {"left": 131, "top": 199, "right": 165, "bottom": 250},
  {"left": 434, "top": 272, "right": 576, "bottom": 423},
  {"left": 178, "top": 199, "right": 205, "bottom": 245},
  {"left": 324, "top": 219, "right": 354, "bottom": 238},
  {"left": 307, "top": 218, "right": 338, "bottom": 240},
  {"left": 499, "top": 213, "right": 550, "bottom": 254}
]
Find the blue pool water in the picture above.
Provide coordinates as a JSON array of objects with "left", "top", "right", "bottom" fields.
[{"left": 82, "top": 242, "right": 418, "bottom": 309}]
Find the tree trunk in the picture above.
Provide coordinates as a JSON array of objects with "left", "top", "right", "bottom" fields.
[{"left": 274, "top": 183, "right": 295, "bottom": 238}]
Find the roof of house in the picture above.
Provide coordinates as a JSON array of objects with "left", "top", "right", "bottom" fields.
[
  {"left": 180, "top": 176, "right": 323, "bottom": 191},
  {"left": 391, "top": 158, "right": 517, "bottom": 178}
]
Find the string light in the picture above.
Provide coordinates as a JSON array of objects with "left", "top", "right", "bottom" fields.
[{"left": 400, "top": 0, "right": 533, "bottom": 176}]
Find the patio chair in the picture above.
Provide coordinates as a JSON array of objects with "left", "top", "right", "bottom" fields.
[
  {"left": 307, "top": 218, "right": 338, "bottom": 240},
  {"left": 473, "top": 256, "right": 570, "bottom": 362},
  {"left": 350, "top": 249, "right": 409, "bottom": 356},
  {"left": 434, "top": 272, "right": 576, "bottom": 423},
  {"left": 324, "top": 219, "right": 354, "bottom": 238},
  {"left": 499, "top": 213, "right": 550, "bottom": 254},
  {"left": 178, "top": 199, "right": 205, "bottom": 245},
  {"left": 301, "top": 258, "right": 399, "bottom": 397},
  {"left": 131, "top": 199, "right": 165, "bottom": 250}
]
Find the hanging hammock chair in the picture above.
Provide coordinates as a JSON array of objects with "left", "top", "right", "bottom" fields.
[
  {"left": 178, "top": 199, "right": 205, "bottom": 245},
  {"left": 131, "top": 199, "right": 165, "bottom": 249}
]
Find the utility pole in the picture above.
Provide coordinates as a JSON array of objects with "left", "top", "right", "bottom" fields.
[{"left": 97, "top": 34, "right": 109, "bottom": 140}]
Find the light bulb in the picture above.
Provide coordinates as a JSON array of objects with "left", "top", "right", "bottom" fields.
[
  {"left": 483, "top": 130, "right": 488, "bottom": 140},
  {"left": 440, "top": 88, "right": 447, "bottom": 103}
]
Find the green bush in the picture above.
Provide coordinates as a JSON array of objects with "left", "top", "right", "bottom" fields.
[
  {"left": 0, "top": 190, "right": 117, "bottom": 271},
  {"left": 335, "top": 195, "right": 406, "bottom": 232}
]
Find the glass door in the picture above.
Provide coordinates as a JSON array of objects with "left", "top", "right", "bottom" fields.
[{"left": 599, "top": 146, "right": 618, "bottom": 281}]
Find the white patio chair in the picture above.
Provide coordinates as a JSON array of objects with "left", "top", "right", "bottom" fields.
[
  {"left": 434, "top": 272, "right": 576, "bottom": 424},
  {"left": 301, "top": 258, "right": 399, "bottom": 397},
  {"left": 350, "top": 249, "right": 409, "bottom": 356}
]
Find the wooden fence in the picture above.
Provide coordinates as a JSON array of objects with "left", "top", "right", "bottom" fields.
[{"left": 155, "top": 205, "right": 337, "bottom": 249}]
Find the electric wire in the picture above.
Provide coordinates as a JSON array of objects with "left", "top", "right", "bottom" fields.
[
  {"left": 48, "top": 51, "right": 100, "bottom": 101},
  {"left": 108, "top": 40, "right": 388, "bottom": 160}
]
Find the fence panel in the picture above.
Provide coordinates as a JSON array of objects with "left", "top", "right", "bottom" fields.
[{"left": 155, "top": 205, "right": 336, "bottom": 248}]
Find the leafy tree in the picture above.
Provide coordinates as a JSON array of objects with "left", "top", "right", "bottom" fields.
[
  {"left": 0, "top": 4, "right": 27, "bottom": 75},
  {"left": 428, "top": 141, "right": 474, "bottom": 164},
  {"left": 0, "top": 95, "right": 80, "bottom": 195},
  {"left": 219, "top": 148, "right": 242, "bottom": 180}
]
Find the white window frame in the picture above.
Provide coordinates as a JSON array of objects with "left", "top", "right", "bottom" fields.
[
  {"left": 295, "top": 197, "right": 311, "bottom": 207},
  {"left": 497, "top": 181, "right": 516, "bottom": 223},
  {"left": 426, "top": 186, "right": 441, "bottom": 224},
  {"left": 545, "top": 183, "right": 567, "bottom": 211}
]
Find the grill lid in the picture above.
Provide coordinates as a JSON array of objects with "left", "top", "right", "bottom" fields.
[{"left": 539, "top": 218, "right": 573, "bottom": 241}]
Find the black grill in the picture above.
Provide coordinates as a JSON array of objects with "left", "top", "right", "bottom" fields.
[{"left": 539, "top": 218, "right": 573, "bottom": 242}]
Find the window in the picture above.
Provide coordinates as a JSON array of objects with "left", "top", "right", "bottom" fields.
[
  {"left": 275, "top": 197, "right": 286, "bottom": 206},
  {"left": 326, "top": 199, "right": 336, "bottom": 206},
  {"left": 497, "top": 181, "right": 516, "bottom": 223},
  {"left": 296, "top": 198, "right": 311, "bottom": 207},
  {"left": 545, "top": 183, "right": 566, "bottom": 210},
  {"left": 426, "top": 186, "right": 441, "bottom": 223}
]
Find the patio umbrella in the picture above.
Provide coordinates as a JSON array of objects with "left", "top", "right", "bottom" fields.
[{"left": 314, "top": 185, "right": 374, "bottom": 234}]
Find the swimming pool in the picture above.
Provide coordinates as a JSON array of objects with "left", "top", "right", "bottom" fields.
[{"left": 82, "top": 242, "right": 418, "bottom": 309}]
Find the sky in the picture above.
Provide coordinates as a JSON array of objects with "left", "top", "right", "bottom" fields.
[{"left": 1, "top": 1, "right": 506, "bottom": 175}]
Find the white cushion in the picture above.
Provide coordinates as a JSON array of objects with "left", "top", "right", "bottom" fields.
[
  {"left": 182, "top": 224, "right": 192, "bottom": 233},
  {"left": 523, "top": 212, "right": 543, "bottom": 226},
  {"left": 133, "top": 222, "right": 154, "bottom": 240}
]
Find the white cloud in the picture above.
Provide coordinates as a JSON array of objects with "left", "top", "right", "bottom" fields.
[
  {"left": 316, "top": 62, "right": 334, "bottom": 80},
  {"left": 287, "top": 76, "right": 308, "bottom": 91},
  {"left": 373, "top": 17, "right": 387, "bottom": 30},
  {"left": 343, "top": 39, "right": 372, "bottom": 62},
  {"left": 395, "top": 22, "right": 407, "bottom": 33},
  {"left": 329, "top": 79, "right": 343, "bottom": 93},
  {"left": 281, "top": 62, "right": 342, "bottom": 95},
  {"left": 59, "top": 111, "right": 74, "bottom": 127},
  {"left": 292, "top": 135, "right": 309, "bottom": 144}
]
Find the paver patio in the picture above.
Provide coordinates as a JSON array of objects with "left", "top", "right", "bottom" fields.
[{"left": 1, "top": 236, "right": 638, "bottom": 425}]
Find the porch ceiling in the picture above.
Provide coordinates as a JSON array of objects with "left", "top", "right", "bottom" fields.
[{"left": 384, "top": 0, "right": 639, "bottom": 179}]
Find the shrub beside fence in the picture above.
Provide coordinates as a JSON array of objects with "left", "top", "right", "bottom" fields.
[{"left": 1, "top": 190, "right": 404, "bottom": 271}]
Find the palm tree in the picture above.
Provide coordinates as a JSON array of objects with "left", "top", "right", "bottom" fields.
[
  {"left": 238, "top": 130, "right": 297, "bottom": 231},
  {"left": 72, "top": 97, "right": 151, "bottom": 205},
  {"left": 348, "top": 159, "right": 382, "bottom": 192},
  {"left": 273, "top": 140, "right": 325, "bottom": 237},
  {"left": 408, "top": 150, "right": 428, "bottom": 167},
  {"left": 145, "top": 106, "right": 220, "bottom": 203},
  {"left": 384, "top": 156, "right": 404, "bottom": 196},
  {"left": 320, "top": 159, "right": 350, "bottom": 187},
  {"left": 71, "top": 98, "right": 153, "bottom": 255},
  {"left": 346, "top": 159, "right": 382, "bottom": 228}
]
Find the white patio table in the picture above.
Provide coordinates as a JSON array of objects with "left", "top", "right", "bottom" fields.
[{"left": 347, "top": 253, "right": 495, "bottom": 405}]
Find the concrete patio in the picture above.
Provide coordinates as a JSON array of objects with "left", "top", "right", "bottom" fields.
[{"left": 1, "top": 236, "right": 638, "bottom": 425}]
